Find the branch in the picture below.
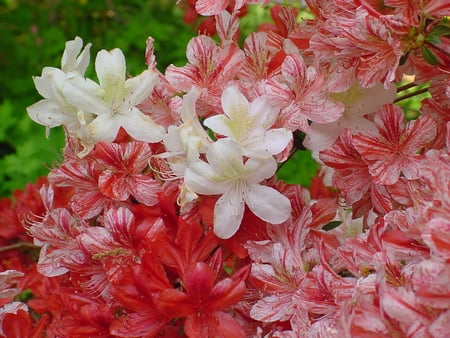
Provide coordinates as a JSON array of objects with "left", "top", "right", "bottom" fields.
[
  {"left": 394, "top": 87, "right": 429, "bottom": 103},
  {"left": 0, "top": 242, "right": 40, "bottom": 253}
]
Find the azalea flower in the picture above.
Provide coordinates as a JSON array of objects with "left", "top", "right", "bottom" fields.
[
  {"left": 304, "top": 83, "right": 396, "bottom": 153},
  {"left": 93, "top": 141, "right": 161, "bottom": 206},
  {"left": 184, "top": 138, "right": 291, "bottom": 238},
  {"left": 156, "top": 257, "right": 250, "bottom": 338},
  {"left": 27, "top": 36, "right": 93, "bottom": 138},
  {"left": 0, "top": 270, "right": 24, "bottom": 299},
  {"left": 62, "top": 48, "right": 164, "bottom": 153},
  {"left": 353, "top": 104, "right": 437, "bottom": 185},
  {"left": 204, "top": 85, "right": 292, "bottom": 157},
  {"left": 165, "top": 35, "right": 244, "bottom": 114},
  {"left": 265, "top": 53, "right": 344, "bottom": 134}
]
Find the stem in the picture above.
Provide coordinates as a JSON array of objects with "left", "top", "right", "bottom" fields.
[
  {"left": 397, "top": 82, "right": 417, "bottom": 92},
  {"left": 394, "top": 87, "right": 429, "bottom": 103},
  {"left": 277, "top": 130, "right": 305, "bottom": 172},
  {"left": 0, "top": 242, "right": 40, "bottom": 253}
]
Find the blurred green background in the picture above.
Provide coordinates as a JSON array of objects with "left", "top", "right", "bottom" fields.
[{"left": 0, "top": 0, "right": 196, "bottom": 197}]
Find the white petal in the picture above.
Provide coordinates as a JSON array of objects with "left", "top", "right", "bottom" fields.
[
  {"left": 221, "top": 85, "right": 250, "bottom": 119},
  {"left": 120, "top": 107, "right": 164, "bottom": 143},
  {"left": 206, "top": 138, "right": 245, "bottom": 177},
  {"left": 125, "top": 70, "right": 158, "bottom": 107},
  {"left": 87, "top": 114, "right": 121, "bottom": 142},
  {"left": 61, "top": 36, "right": 91, "bottom": 75},
  {"left": 245, "top": 157, "right": 277, "bottom": 184},
  {"left": 180, "top": 87, "right": 201, "bottom": 123},
  {"left": 63, "top": 74, "right": 108, "bottom": 116},
  {"left": 245, "top": 184, "right": 291, "bottom": 224},
  {"left": 203, "top": 114, "right": 233, "bottom": 137},
  {"left": 75, "top": 43, "right": 92, "bottom": 75},
  {"left": 95, "top": 48, "right": 126, "bottom": 89},
  {"left": 184, "top": 160, "right": 229, "bottom": 195},
  {"left": 27, "top": 99, "right": 70, "bottom": 127},
  {"left": 244, "top": 128, "right": 292, "bottom": 157},
  {"left": 249, "top": 95, "right": 278, "bottom": 128},
  {"left": 34, "top": 67, "right": 69, "bottom": 100},
  {"left": 303, "top": 121, "right": 340, "bottom": 152},
  {"left": 61, "top": 37, "right": 83, "bottom": 71},
  {"left": 214, "top": 189, "right": 245, "bottom": 239}
]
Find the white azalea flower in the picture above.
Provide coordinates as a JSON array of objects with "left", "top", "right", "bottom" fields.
[
  {"left": 204, "top": 85, "right": 292, "bottom": 158},
  {"left": 159, "top": 88, "right": 213, "bottom": 177},
  {"left": 184, "top": 138, "right": 291, "bottom": 239},
  {"left": 27, "top": 36, "right": 93, "bottom": 138},
  {"left": 304, "top": 83, "right": 396, "bottom": 154},
  {"left": 159, "top": 88, "right": 213, "bottom": 208},
  {"left": 62, "top": 48, "right": 164, "bottom": 148},
  {"left": 61, "top": 36, "right": 91, "bottom": 74}
]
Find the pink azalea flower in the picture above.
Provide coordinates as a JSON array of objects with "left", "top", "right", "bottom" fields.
[
  {"left": 265, "top": 53, "right": 344, "bottom": 134},
  {"left": 238, "top": 32, "right": 285, "bottom": 98},
  {"left": 320, "top": 125, "right": 403, "bottom": 211},
  {"left": 48, "top": 158, "right": 113, "bottom": 219},
  {"left": 304, "top": 83, "right": 396, "bottom": 153},
  {"left": 353, "top": 104, "right": 437, "bottom": 185},
  {"left": 310, "top": 8, "right": 404, "bottom": 89},
  {"left": 422, "top": 217, "right": 450, "bottom": 259},
  {"left": 27, "top": 208, "right": 87, "bottom": 277},
  {"left": 0, "top": 271, "right": 24, "bottom": 299},
  {"left": 411, "top": 258, "right": 450, "bottom": 309},
  {"left": 93, "top": 141, "right": 161, "bottom": 206},
  {"left": 165, "top": 35, "right": 244, "bottom": 113},
  {"left": 137, "top": 78, "right": 182, "bottom": 129}
]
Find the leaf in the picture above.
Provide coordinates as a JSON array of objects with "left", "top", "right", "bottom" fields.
[
  {"left": 426, "top": 24, "right": 450, "bottom": 45},
  {"left": 422, "top": 45, "right": 440, "bottom": 66},
  {"left": 277, "top": 150, "right": 318, "bottom": 187}
]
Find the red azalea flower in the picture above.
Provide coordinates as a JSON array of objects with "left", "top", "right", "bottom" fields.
[
  {"left": 156, "top": 253, "right": 250, "bottom": 338},
  {"left": 2, "top": 309, "right": 49, "bottom": 338},
  {"left": 109, "top": 253, "right": 173, "bottom": 337}
]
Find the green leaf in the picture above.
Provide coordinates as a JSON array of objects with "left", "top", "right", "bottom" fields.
[
  {"left": 422, "top": 45, "right": 440, "bottom": 66},
  {"left": 277, "top": 150, "right": 318, "bottom": 187},
  {"left": 426, "top": 24, "right": 450, "bottom": 45}
]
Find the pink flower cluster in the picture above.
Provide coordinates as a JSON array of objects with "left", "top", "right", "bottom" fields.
[{"left": 1, "top": 0, "right": 450, "bottom": 337}]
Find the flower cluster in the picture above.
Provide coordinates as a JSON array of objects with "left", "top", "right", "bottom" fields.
[{"left": 1, "top": 0, "right": 450, "bottom": 337}]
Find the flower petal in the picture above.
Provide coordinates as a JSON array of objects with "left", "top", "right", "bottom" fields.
[
  {"left": 221, "top": 85, "right": 250, "bottom": 121},
  {"left": 184, "top": 160, "right": 229, "bottom": 195},
  {"left": 120, "top": 107, "right": 164, "bottom": 143},
  {"left": 245, "top": 157, "right": 277, "bottom": 184},
  {"left": 63, "top": 73, "right": 109, "bottom": 116},
  {"left": 27, "top": 99, "right": 69, "bottom": 128},
  {"left": 214, "top": 189, "right": 245, "bottom": 239},
  {"left": 61, "top": 36, "right": 91, "bottom": 74},
  {"left": 95, "top": 48, "right": 126, "bottom": 89},
  {"left": 125, "top": 70, "right": 158, "bottom": 107},
  {"left": 87, "top": 114, "right": 121, "bottom": 142},
  {"left": 245, "top": 184, "right": 291, "bottom": 224}
]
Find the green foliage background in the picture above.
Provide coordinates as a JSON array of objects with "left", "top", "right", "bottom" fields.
[{"left": 0, "top": 0, "right": 196, "bottom": 197}]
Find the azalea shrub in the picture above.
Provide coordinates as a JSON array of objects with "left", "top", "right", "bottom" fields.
[{"left": 1, "top": 0, "right": 450, "bottom": 337}]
